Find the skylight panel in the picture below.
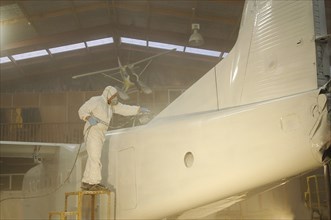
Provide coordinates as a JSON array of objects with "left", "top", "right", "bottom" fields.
[
  {"left": 12, "top": 50, "right": 48, "bottom": 61},
  {"left": 121, "top": 37, "right": 147, "bottom": 46},
  {"left": 0, "top": 56, "right": 11, "bottom": 64},
  {"left": 86, "top": 37, "right": 114, "bottom": 47},
  {"left": 149, "top": 41, "right": 184, "bottom": 52},
  {"left": 49, "top": 42, "right": 86, "bottom": 54},
  {"left": 185, "top": 47, "right": 221, "bottom": 57}
]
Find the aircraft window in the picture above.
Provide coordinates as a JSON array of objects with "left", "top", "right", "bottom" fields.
[
  {"left": 86, "top": 37, "right": 114, "bottom": 47},
  {"left": 49, "top": 42, "right": 86, "bottom": 54},
  {"left": 185, "top": 47, "right": 221, "bottom": 57},
  {"left": 12, "top": 49, "right": 48, "bottom": 61},
  {"left": 121, "top": 37, "right": 147, "bottom": 46},
  {"left": 0, "top": 56, "right": 11, "bottom": 64},
  {"left": 148, "top": 41, "right": 184, "bottom": 52},
  {"left": 184, "top": 152, "right": 194, "bottom": 168}
]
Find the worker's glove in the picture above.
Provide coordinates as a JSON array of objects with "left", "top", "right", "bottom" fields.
[
  {"left": 139, "top": 107, "right": 151, "bottom": 114},
  {"left": 87, "top": 116, "right": 99, "bottom": 126}
]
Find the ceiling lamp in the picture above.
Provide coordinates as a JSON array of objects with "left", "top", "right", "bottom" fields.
[{"left": 189, "top": 23, "right": 204, "bottom": 47}]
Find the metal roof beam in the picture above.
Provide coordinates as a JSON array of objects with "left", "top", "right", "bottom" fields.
[{"left": 0, "top": 1, "right": 240, "bottom": 26}]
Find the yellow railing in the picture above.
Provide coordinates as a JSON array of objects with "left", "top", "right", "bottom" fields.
[
  {"left": 49, "top": 190, "right": 111, "bottom": 220},
  {"left": 0, "top": 123, "right": 84, "bottom": 144}
]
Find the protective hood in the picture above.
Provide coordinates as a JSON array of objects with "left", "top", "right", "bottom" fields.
[{"left": 102, "top": 86, "right": 117, "bottom": 102}]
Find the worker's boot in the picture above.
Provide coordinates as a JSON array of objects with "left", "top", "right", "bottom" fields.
[
  {"left": 81, "top": 182, "right": 93, "bottom": 190},
  {"left": 88, "top": 183, "right": 108, "bottom": 191}
]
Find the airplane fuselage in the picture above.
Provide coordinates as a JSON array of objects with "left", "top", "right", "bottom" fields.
[
  {"left": 6, "top": 0, "right": 330, "bottom": 219},
  {"left": 107, "top": 89, "right": 329, "bottom": 219}
]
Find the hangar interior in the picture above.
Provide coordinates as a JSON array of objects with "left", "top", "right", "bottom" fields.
[{"left": 0, "top": 0, "right": 331, "bottom": 219}]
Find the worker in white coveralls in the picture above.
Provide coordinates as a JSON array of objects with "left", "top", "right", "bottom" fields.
[{"left": 78, "top": 86, "right": 149, "bottom": 191}]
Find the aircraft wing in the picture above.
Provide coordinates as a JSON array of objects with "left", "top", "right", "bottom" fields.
[
  {"left": 72, "top": 66, "right": 122, "bottom": 79},
  {"left": 0, "top": 140, "right": 79, "bottom": 158},
  {"left": 128, "top": 48, "right": 176, "bottom": 67},
  {"left": 71, "top": 49, "right": 176, "bottom": 79},
  {"left": 175, "top": 177, "right": 293, "bottom": 219}
]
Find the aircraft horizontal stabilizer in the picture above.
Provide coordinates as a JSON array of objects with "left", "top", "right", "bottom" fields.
[{"left": 177, "top": 194, "right": 246, "bottom": 219}]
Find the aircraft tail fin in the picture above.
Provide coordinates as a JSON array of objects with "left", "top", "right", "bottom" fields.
[{"left": 156, "top": 0, "right": 330, "bottom": 119}]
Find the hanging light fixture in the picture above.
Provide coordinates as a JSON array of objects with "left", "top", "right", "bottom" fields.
[{"left": 189, "top": 23, "right": 204, "bottom": 47}]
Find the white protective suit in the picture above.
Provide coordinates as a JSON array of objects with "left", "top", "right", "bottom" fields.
[{"left": 78, "top": 86, "right": 140, "bottom": 184}]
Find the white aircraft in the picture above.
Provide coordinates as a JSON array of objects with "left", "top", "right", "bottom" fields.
[
  {"left": 72, "top": 49, "right": 176, "bottom": 100},
  {"left": 0, "top": 0, "right": 330, "bottom": 219}
]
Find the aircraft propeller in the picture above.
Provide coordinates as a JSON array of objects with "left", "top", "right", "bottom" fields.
[{"left": 72, "top": 49, "right": 176, "bottom": 100}]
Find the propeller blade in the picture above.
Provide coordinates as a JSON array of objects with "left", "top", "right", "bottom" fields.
[
  {"left": 126, "top": 66, "right": 152, "bottom": 94},
  {"left": 114, "top": 86, "right": 130, "bottom": 100},
  {"left": 137, "top": 80, "right": 152, "bottom": 94}
]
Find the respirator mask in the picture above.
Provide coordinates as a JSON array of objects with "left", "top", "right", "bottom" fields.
[
  {"left": 110, "top": 96, "right": 118, "bottom": 105},
  {"left": 108, "top": 92, "right": 119, "bottom": 106}
]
